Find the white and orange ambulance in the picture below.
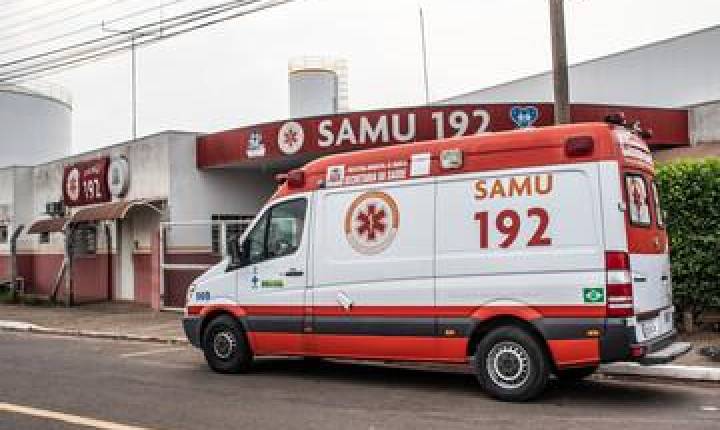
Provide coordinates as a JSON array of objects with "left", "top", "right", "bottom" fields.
[{"left": 183, "top": 118, "right": 691, "bottom": 401}]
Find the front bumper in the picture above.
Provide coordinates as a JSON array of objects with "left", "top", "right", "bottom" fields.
[{"left": 183, "top": 317, "right": 202, "bottom": 348}]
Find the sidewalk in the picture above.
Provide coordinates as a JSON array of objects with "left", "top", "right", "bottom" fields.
[{"left": 0, "top": 302, "right": 185, "bottom": 342}]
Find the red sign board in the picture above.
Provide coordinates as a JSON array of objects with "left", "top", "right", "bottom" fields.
[
  {"left": 63, "top": 157, "right": 111, "bottom": 207},
  {"left": 197, "top": 103, "right": 689, "bottom": 169}
]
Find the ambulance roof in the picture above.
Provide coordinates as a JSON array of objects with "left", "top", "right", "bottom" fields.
[{"left": 273, "top": 122, "right": 633, "bottom": 198}]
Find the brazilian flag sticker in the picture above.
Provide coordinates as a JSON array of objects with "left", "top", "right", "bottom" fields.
[{"left": 583, "top": 287, "right": 605, "bottom": 304}]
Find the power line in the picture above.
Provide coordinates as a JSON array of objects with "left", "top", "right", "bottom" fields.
[
  {"left": 0, "top": 0, "right": 139, "bottom": 44},
  {"left": 0, "top": 0, "right": 191, "bottom": 58},
  {"left": 1, "top": 0, "right": 296, "bottom": 83},
  {"left": 0, "top": 0, "right": 240, "bottom": 71},
  {"left": 0, "top": 0, "right": 89, "bottom": 22},
  {"left": 0, "top": 0, "right": 106, "bottom": 26}
]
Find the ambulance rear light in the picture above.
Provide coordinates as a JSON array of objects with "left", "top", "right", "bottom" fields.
[
  {"left": 275, "top": 169, "right": 305, "bottom": 188},
  {"left": 605, "top": 251, "right": 634, "bottom": 318},
  {"left": 565, "top": 136, "right": 594, "bottom": 157},
  {"left": 630, "top": 345, "right": 646, "bottom": 358}
]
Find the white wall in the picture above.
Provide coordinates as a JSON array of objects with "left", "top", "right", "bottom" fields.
[
  {"left": 29, "top": 133, "right": 174, "bottom": 254},
  {"left": 0, "top": 88, "right": 71, "bottom": 168},
  {"left": 0, "top": 167, "right": 36, "bottom": 253},
  {"left": 441, "top": 26, "right": 720, "bottom": 109},
  {"left": 691, "top": 101, "right": 720, "bottom": 144},
  {"left": 168, "top": 133, "right": 277, "bottom": 251}
]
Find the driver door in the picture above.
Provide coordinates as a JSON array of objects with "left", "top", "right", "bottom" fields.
[{"left": 232, "top": 196, "right": 311, "bottom": 356}]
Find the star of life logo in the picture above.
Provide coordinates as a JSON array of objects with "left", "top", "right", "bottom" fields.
[
  {"left": 277, "top": 121, "right": 304, "bottom": 155},
  {"left": 344, "top": 191, "right": 399, "bottom": 255},
  {"left": 65, "top": 167, "right": 80, "bottom": 202}
]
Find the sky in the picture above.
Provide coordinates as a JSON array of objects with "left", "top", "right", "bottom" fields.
[{"left": 4, "top": 0, "right": 720, "bottom": 153}]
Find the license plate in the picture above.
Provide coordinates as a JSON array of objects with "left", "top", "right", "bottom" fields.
[{"left": 642, "top": 320, "right": 658, "bottom": 338}]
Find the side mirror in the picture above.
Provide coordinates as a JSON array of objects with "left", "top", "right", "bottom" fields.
[{"left": 228, "top": 238, "right": 243, "bottom": 265}]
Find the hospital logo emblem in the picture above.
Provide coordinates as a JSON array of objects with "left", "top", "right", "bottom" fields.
[
  {"left": 246, "top": 130, "right": 266, "bottom": 158},
  {"left": 65, "top": 167, "right": 80, "bottom": 202},
  {"left": 510, "top": 105, "right": 539, "bottom": 128},
  {"left": 277, "top": 121, "right": 304, "bottom": 155},
  {"left": 345, "top": 191, "right": 399, "bottom": 255}
]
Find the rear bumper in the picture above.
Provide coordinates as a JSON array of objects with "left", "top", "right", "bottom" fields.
[
  {"left": 634, "top": 330, "right": 692, "bottom": 365},
  {"left": 639, "top": 341, "right": 692, "bottom": 365},
  {"left": 600, "top": 322, "right": 692, "bottom": 365},
  {"left": 183, "top": 317, "right": 202, "bottom": 348}
]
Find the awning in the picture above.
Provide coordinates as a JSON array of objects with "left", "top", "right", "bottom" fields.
[
  {"left": 27, "top": 217, "right": 68, "bottom": 234},
  {"left": 70, "top": 200, "right": 153, "bottom": 223}
]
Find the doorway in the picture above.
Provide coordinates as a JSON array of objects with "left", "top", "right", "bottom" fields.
[{"left": 116, "top": 219, "right": 135, "bottom": 301}]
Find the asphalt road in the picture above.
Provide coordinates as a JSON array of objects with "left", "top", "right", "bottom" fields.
[{"left": 0, "top": 331, "right": 719, "bottom": 430}]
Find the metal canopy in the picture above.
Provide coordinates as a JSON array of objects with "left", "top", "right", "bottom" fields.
[
  {"left": 27, "top": 217, "right": 68, "bottom": 234},
  {"left": 70, "top": 199, "right": 150, "bottom": 223}
]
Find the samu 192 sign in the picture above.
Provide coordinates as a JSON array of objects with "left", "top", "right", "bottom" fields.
[{"left": 63, "top": 157, "right": 111, "bottom": 207}]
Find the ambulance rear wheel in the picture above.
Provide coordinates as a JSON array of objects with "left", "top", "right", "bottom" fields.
[
  {"left": 203, "top": 315, "right": 252, "bottom": 374},
  {"left": 475, "top": 326, "right": 550, "bottom": 402},
  {"left": 556, "top": 366, "right": 597, "bottom": 382}
]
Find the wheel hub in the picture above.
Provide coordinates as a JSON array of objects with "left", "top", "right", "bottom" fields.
[
  {"left": 213, "top": 330, "right": 237, "bottom": 360},
  {"left": 486, "top": 341, "right": 531, "bottom": 389}
]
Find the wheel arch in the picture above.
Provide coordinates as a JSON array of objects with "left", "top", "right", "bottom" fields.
[
  {"left": 466, "top": 314, "right": 556, "bottom": 371},
  {"left": 199, "top": 306, "right": 249, "bottom": 346}
]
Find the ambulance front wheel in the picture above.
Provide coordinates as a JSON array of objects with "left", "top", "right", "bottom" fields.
[
  {"left": 474, "top": 326, "right": 550, "bottom": 402},
  {"left": 202, "top": 314, "right": 253, "bottom": 374}
]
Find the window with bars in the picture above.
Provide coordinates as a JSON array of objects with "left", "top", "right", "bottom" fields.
[
  {"left": 211, "top": 214, "right": 254, "bottom": 255},
  {"left": 72, "top": 224, "right": 97, "bottom": 255}
]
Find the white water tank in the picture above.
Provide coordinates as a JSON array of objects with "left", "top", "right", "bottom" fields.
[
  {"left": 288, "top": 57, "right": 348, "bottom": 118},
  {"left": 0, "top": 83, "right": 72, "bottom": 168}
]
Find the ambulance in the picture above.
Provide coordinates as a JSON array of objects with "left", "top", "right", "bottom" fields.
[{"left": 183, "top": 117, "right": 691, "bottom": 401}]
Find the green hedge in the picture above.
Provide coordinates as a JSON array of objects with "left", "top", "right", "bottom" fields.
[{"left": 656, "top": 158, "right": 720, "bottom": 312}]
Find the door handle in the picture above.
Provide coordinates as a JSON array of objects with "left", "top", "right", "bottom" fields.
[
  {"left": 336, "top": 291, "right": 353, "bottom": 311},
  {"left": 283, "top": 268, "right": 304, "bottom": 277}
]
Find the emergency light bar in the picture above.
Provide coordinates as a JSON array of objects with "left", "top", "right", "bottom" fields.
[{"left": 604, "top": 112, "right": 653, "bottom": 140}]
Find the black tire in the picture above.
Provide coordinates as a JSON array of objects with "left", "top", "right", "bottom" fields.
[
  {"left": 474, "top": 326, "right": 550, "bottom": 402},
  {"left": 202, "top": 315, "right": 252, "bottom": 374},
  {"left": 556, "top": 366, "right": 597, "bottom": 382}
]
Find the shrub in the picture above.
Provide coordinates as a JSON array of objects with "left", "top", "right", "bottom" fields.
[{"left": 656, "top": 158, "right": 720, "bottom": 314}]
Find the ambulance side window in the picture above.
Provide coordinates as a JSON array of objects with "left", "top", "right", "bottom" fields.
[
  {"left": 238, "top": 198, "right": 307, "bottom": 266},
  {"left": 267, "top": 199, "right": 306, "bottom": 258},
  {"left": 243, "top": 212, "right": 269, "bottom": 265}
]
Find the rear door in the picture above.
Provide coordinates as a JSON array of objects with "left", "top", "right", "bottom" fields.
[
  {"left": 622, "top": 171, "right": 673, "bottom": 339},
  {"left": 616, "top": 128, "right": 673, "bottom": 341}
]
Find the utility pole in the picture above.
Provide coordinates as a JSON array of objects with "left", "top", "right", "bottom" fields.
[
  {"left": 549, "top": 0, "right": 570, "bottom": 124},
  {"left": 102, "top": 23, "right": 159, "bottom": 140},
  {"left": 419, "top": 6, "right": 430, "bottom": 104}
]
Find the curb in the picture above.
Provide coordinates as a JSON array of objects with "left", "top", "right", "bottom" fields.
[
  {"left": 599, "top": 362, "right": 720, "bottom": 382},
  {"left": 0, "top": 321, "right": 189, "bottom": 345}
]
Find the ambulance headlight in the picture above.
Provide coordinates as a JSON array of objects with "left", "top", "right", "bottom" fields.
[{"left": 187, "top": 284, "right": 196, "bottom": 303}]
